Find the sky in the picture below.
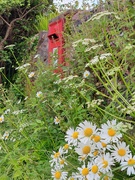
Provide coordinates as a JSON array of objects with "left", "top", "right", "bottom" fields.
[{"left": 53, "top": 0, "right": 98, "bottom": 10}]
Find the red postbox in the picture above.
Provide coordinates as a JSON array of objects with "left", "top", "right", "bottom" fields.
[
  {"left": 48, "top": 10, "right": 78, "bottom": 74},
  {"left": 48, "top": 15, "right": 66, "bottom": 73}
]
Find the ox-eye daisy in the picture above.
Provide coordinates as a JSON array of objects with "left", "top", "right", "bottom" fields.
[
  {"left": 83, "top": 70, "right": 90, "bottom": 78},
  {"left": 36, "top": 91, "right": 43, "bottom": 98},
  {"left": 65, "top": 127, "right": 79, "bottom": 146},
  {"left": 96, "top": 152, "right": 114, "bottom": 173},
  {"left": 78, "top": 165, "right": 90, "bottom": 179},
  {"left": 121, "top": 154, "right": 135, "bottom": 176},
  {"left": 78, "top": 120, "right": 97, "bottom": 143},
  {"left": 63, "top": 143, "right": 71, "bottom": 153},
  {"left": 91, "top": 131, "right": 104, "bottom": 149},
  {"left": 51, "top": 168, "right": 68, "bottom": 180},
  {"left": 0, "top": 115, "right": 4, "bottom": 123},
  {"left": 100, "top": 119, "right": 122, "bottom": 143},
  {"left": 111, "top": 141, "right": 131, "bottom": 162},
  {"left": 58, "top": 157, "right": 67, "bottom": 168},
  {"left": 75, "top": 141, "right": 95, "bottom": 157},
  {"left": 54, "top": 116, "right": 60, "bottom": 124},
  {"left": 50, "top": 147, "right": 64, "bottom": 167},
  {"left": 88, "top": 159, "right": 102, "bottom": 180}
]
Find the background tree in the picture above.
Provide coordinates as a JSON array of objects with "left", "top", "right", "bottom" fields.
[{"left": 0, "top": 0, "right": 53, "bottom": 84}]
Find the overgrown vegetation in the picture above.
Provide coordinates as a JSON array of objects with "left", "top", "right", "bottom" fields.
[
  {"left": 0, "top": 0, "right": 135, "bottom": 179},
  {"left": 0, "top": 0, "right": 53, "bottom": 85}
]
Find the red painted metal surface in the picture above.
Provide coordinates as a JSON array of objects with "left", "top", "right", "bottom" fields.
[{"left": 48, "top": 17, "right": 66, "bottom": 73}]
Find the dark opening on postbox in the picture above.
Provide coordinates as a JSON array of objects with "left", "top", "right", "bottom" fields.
[{"left": 48, "top": 17, "right": 65, "bottom": 73}]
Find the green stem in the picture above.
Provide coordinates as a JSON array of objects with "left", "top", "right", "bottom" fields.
[{"left": 1, "top": 71, "right": 25, "bottom": 97}]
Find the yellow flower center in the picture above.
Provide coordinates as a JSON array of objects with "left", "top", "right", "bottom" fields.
[
  {"left": 63, "top": 144, "right": 69, "bottom": 150},
  {"left": 82, "top": 168, "right": 89, "bottom": 176},
  {"left": 93, "top": 150, "right": 98, "bottom": 156},
  {"left": 108, "top": 128, "right": 116, "bottom": 137},
  {"left": 72, "top": 131, "right": 79, "bottom": 139},
  {"left": 55, "top": 118, "right": 59, "bottom": 122},
  {"left": 84, "top": 128, "right": 93, "bottom": 137},
  {"left": 93, "top": 135, "right": 101, "bottom": 142},
  {"left": 0, "top": 117, "right": 2, "bottom": 122},
  {"left": 70, "top": 178, "right": 74, "bottom": 180},
  {"left": 54, "top": 152, "right": 60, "bottom": 158},
  {"left": 118, "top": 148, "right": 126, "bottom": 156},
  {"left": 91, "top": 165, "right": 98, "bottom": 174},
  {"left": 101, "top": 142, "right": 107, "bottom": 148},
  {"left": 128, "top": 158, "right": 135, "bottom": 165},
  {"left": 102, "top": 160, "right": 108, "bottom": 168},
  {"left": 60, "top": 159, "right": 65, "bottom": 164},
  {"left": 82, "top": 146, "right": 91, "bottom": 154},
  {"left": 104, "top": 176, "right": 109, "bottom": 180},
  {"left": 54, "top": 171, "right": 61, "bottom": 179}
]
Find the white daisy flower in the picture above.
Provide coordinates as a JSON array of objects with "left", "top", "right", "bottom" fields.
[
  {"left": 28, "top": 72, "right": 35, "bottom": 78},
  {"left": 63, "top": 143, "right": 71, "bottom": 153},
  {"left": 50, "top": 147, "right": 64, "bottom": 167},
  {"left": 88, "top": 159, "right": 102, "bottom": 180},
  {"left": 111, "top": 141, "right": 131, "bottom": 163},
  {"left": 120, "top": 154, "right": 135, "bottom": 176},
  {"left": 54, "top": 116, "right": 60, "bottom": 124},
  {"left": 58, "top": 157, "right": 67, "bottom": 168},
  {"left": 0, "top": 115, "right": 4, "bottom": 123},
  {"left": 75, "top": 141, "right": 95, "bottom": 157},
  {"left": 91, "top": 132, "right": 103, "bottom": 149},
  {"left": 83, "top": 70, "right": 90, "bottom": 78},
  {"left": 100, "top": 119, "right": 122, "bottom": 143},
  {"left": 100, "top": 141, "right": 112, "bottom": 151},
  {"left": 1, "top": 131, "right": 9, "bottom": 140},
  {"left": 65, "top": 127, "right": 79, "bottom": 146},
  {"left": 96, "top": 153, "right": 114, "bottom": 173},
  {"left": 36, "top": 91, "right": 43, "bottom": 98},
  {"left": 78, "top": 165, "right": 90, "bottom": 179},
  {"left": 78, "top": 120, "right": 97, "bottom": 144},
  {"left": 51, "top": 168, "right": 68, "bottom": 180}
]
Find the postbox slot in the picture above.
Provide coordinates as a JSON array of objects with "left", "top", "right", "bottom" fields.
[{"left": 48, "top": 33, "right": 59, "bottom": 41}]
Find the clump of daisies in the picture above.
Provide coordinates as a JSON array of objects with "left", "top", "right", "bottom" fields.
[{"left": 50, "top": 119, "right": 134, "bottom": 179}]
